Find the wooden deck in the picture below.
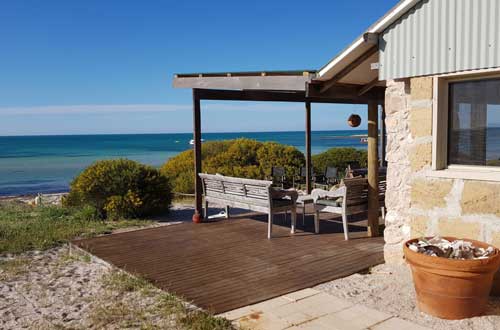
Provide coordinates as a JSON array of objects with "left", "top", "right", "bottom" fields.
[{"left": 73, "top": 212, "right": 384, "bottom": 314}]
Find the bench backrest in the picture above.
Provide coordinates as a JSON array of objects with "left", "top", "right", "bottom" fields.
[{"left": 199, "top": 173, "right": 273, "bottom": 206}]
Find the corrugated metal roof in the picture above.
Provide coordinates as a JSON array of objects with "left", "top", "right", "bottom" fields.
[{"left": 380, "top": 0, "right": 500, "bottom": 80}]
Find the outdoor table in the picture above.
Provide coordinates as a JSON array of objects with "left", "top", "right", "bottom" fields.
[{"left": 297, "top": 195, "right": 314, "bottom": 225}]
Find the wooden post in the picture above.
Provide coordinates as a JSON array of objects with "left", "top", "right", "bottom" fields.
[
  {"left": 367, "top": 103, "right": 380, "bottom": 237},
  {"left": 305, "top": 101, "right": 312, "bottom": 194},
  {"left": 381, "top": 105, "right": 387, "bottom": 167},
  {"left": 193, "top": 89, "right": 203, "bottom": 222}
]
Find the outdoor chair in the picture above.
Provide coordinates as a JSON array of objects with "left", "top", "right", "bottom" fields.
[
  {"left": 269, "top": 166, "right": 286, "bottom": 188},
  {"left": 314, "top": 167, "right": 339, "bottom": 189},
  {"left": 293, "top": 166, "right": 315, "bottom": 189},
  {"left": 311, "top": 177, "right": 386, "bottom": 240}
]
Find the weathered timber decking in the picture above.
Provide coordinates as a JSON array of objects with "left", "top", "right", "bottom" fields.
[{"left": 73, "top": 213, "right": 384, "bottom": 313}]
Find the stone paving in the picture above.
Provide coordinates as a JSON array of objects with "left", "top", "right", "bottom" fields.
[{"left": 220, "top": 288, "right": 431, "bottom": 330}]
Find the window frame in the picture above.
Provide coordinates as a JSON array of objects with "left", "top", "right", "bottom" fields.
[{"left": 429, "top": 69, "right": 500, "bottom": 182}]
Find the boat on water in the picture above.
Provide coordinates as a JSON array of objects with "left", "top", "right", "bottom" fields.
[
  {"left": 360, "top": 137, "right": 368, "bottom": 143},
  {"left": 189, "top": 139, "right": 205, "bottom": 145}
]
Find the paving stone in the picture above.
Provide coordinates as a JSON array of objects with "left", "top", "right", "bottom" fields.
[
  {"left": 268, "top": 302, "right": 314, "bottom": 326},
  {"left": 315, "top": 305, "right": 392, "bottom": 330},
  {"left": 249, "top": 296, "right": 292, "bottom": 311},
  {"left": 370, "top": 317, "right": 432, "bottom": 330},
  {"left": 235, "top": 311, "right": 291, "bottom": 330},
  {"left": 295, "top": 292, "right": 353, "bottom": 318},
  {"left": 287, "top": 317, "right": 332, "bottom": 330},
  {"left": 282, "top": 288, "right": 320, "bottom": 302},
  {"left": 221, "top": 296, "right": 292, "bottom": 320}
]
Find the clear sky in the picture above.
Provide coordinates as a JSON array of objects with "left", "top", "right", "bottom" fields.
[{"left": 0, "top": 0, "right": 399, "bottom": 136}]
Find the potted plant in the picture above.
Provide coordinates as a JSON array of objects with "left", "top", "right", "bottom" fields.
[{"left": 403, "top": 237, "right": 500, "bottom": 320}]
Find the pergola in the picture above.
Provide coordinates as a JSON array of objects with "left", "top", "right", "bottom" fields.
[{"left": 173, "top": 40, "right": 386, "bottom": 237}]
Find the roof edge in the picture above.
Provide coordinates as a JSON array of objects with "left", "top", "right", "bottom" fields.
[{"left": 317, "top": 0, "right": 422, "bottom": 78}]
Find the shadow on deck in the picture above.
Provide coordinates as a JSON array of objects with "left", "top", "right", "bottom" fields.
[{"left": 73, "top": 209, "right": 385, "bottom": 314}]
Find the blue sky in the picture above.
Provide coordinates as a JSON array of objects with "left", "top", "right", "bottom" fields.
[{"left": 0, "top": 0, "right": 398, "bottom": 136}]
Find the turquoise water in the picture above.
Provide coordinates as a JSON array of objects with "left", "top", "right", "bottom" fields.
[{"left": 0, "top": 130, "right": 367, "bottom": 196}]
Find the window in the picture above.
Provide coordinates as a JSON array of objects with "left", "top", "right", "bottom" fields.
[
  {"left": 431, "top": 72, "right": 500, "bottom": 181},
  {"left": 448, "top": 79, "right": 500, "bottom": 167}
]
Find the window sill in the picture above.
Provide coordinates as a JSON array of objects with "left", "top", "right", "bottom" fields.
[{"left": 427, "top": 168, "right": 500, "bottom": 182}]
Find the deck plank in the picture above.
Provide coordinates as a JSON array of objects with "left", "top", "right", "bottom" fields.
[{"left": 73, "top": 214, "right": 384, "bottom": 314}]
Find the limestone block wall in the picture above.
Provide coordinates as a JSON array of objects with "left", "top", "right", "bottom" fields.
[{"left": 383, "top": 77, "right": 500, "bottom": 263}]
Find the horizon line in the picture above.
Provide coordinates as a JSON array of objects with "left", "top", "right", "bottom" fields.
[{"left": 0, "top": 128, "right": 368, "bottom": 138}]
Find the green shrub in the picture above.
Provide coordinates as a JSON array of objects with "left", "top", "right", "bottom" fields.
[
  {"left": 312, "top": 147, "right": 367, "bottom": 176},
  {"left": 161, "top": 139, "right": 305, "bottom": 194},
  {"left": 64, "top": 159, "right": 172, "bottom": 219}
]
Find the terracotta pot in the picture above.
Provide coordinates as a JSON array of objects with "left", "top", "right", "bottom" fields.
[
  {"left": 192, "top": 212, "right": 203, "bottom": 223},
  {"left": 404, "top": 237, "right": 500, "bottom": 320}
]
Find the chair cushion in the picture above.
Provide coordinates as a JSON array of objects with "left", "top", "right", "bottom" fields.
[
  {"left": 315, "top": 198, "right": 343, "bottom": 207},
  {"left": 272, "top": 198, "right": 294, "bottom": 207}
]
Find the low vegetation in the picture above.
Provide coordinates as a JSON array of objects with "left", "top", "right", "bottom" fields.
[
  {"left": 161, "top": 139, "right": 305, "bottom": 194},
  {"left": 0, "top": 202, "right": 151, "bottom": 254},
  {"left": 312, "top": 147, "right": 367, "bottom": 176},
  {"left": 95, "top": 271, "right": 235, "bottom": 330},
  {"left": 63, "top": 159, "right": 172, "bottom": 219}
]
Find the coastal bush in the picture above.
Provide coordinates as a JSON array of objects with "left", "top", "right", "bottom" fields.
[
  {"left": 161, "top": 139, "right": 305, "bottom": 194},
  {"left": 312, "top": 147, "right": 367, "bottom": 176},
  {"left": 64, "top": 159, "right": 172, "bottom": 219}
]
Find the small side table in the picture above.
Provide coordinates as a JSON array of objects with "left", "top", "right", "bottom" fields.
[{"left": 296, "top": 195, "right": 314, "bottom": 226}]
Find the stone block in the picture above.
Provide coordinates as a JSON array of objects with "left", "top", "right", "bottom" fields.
[
  {"left": 437, "top": 218, "right": 481, "bottom": 240},
  {"left": 410, "top": 77, "right": 433, "bottom": 101},
  {"left": 491, "top": 231, "right": 500, "bottom": 249},
  {"left": 410, "top": 179, "right": 453, "bottom": 209},
  {"left": 409, "top": 143, "right": 432, "bottom": 171},
  {"left": 384, "top": 244, "right": 405, "bottom": 264},
  {"left": 409, "top": 107, "right": 432, "bottom": 138},
  {"left": 461, "top": 181, "right": 500, "bottom": 216},
  {"left": 410, "top": 215, "right": 429, "bottom": 238}
]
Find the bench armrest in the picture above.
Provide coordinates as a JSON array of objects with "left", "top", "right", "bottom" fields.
[{"left": 311, "top": 186, "right": 346, "bottom": 202}]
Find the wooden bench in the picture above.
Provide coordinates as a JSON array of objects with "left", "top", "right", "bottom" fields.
[
  {"left": 199, "top": 173, "right": 297, "bottom": 239},
  {"left": 311, "top": 177, "right": 386, "bottom": 240}
]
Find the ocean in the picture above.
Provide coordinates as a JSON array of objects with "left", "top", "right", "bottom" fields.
[{"left": 0, "top": 130, "right": 368, "bottom": 196}]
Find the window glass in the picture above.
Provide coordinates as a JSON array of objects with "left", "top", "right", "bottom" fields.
[{"left": 448, "top": 79, "right": 500, "bottom": 166}]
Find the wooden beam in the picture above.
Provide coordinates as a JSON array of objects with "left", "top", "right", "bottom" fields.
[
  {"left": 305, "top": 102, "right": 312, "bottom": 194},
  {"left": 193, "top": 89, "right": 203, "bottom": 221},
  {"left": 196, "top": 89, "right": 307, "bottom": 102},
  {"left": 367, "top": 103, "right": 380, "bottom": 237},
  {"left": 195, "top": 88, "right": 384, "bottom": 105},
  {"left": 320, "top": 46, "right": 378, "bottom": 94},
  {"left": 308, "top": 83, "right": 385, "bottom": 105},
  {"left": 358, "top": 77, "right": 380, "bottom": 96},
  {"left": 173, "top": 75, "right": 311, "bottom": 91}
]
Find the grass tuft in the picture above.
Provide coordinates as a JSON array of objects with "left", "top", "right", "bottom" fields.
[{"left": 0, "top": 201, "right": 152, "bottom": 255}]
